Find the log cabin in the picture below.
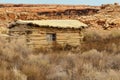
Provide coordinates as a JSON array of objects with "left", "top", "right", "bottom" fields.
[{"left": 8, "top": 20, "right": 88, "bottom": 48}]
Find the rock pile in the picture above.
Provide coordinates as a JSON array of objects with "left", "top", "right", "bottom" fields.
[
  {"left": 78, "top": 3, "right": 120, "bottom": 29},
  {"left": 1, "top": 3, "right": 120, "bottom": 30},
  {"left": 0, "top": 4, "right": 99, "bottom": 27}
]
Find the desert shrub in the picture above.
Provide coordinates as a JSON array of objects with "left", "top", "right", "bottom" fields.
[
  {"left": 21, "top": 64, "right": 47, "bottom": 80},
  {"left": 0, "top": 30, "right": 120, "bottom": 80},
  {"left": 0, "top": 69, "right": 16, "bottom": 80},
  {"left": 0, "top": 37, "right": 30, "bottom": 80},
  {"left": 81, "top": 49, "right": 103, "bottom": 68},
  {"left": 82, "top": 29, "right": 120, "bottom": 52}
]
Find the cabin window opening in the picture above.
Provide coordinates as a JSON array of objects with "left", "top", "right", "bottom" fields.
[{"left": 46, "top": 33, "right": 56, "bottom": 42}]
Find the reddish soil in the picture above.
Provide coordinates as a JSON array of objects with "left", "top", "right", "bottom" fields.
[
  {"left": 0, "top": 3, "right": 120, "bottom": 30},
  {"left": 0, "top": 4, "right": 99, "bottom": 27}
]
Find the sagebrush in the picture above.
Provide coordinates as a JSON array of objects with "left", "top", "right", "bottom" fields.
[{"left": 0, "top": 29, "right": 120, "bottom": 80}]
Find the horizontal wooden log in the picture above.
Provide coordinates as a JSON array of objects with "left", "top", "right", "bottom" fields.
[
  {"left": 28, "top": 39, "right": 46, "bottom": 41},
  {"left": 27, "top": 36, "right": 46, "bottom": 39},
  {"left": 28, "top": 34, "right": 45, "bottom": 37},
  {"left": 9, "top": 30, "right": 25, "bottom": 32},
  {"left": 67, "top": 40, "right": 80, "bottom": 42},
  {"left": 27, "top": 41, "right": 47, "bottom": 43},
  {"left": 57, "top": 32, "right": 79, "bottom": 35},
  {"left": 27, "top": 43, "right": 48, "bottom": 45},
  {"left": 57, "top": 37, "right": 83, "bottom": 40}
]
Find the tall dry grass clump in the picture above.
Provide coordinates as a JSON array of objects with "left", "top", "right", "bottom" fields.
[
  {"left": 0, "top": 29, "right": 120, "bottom": 80},
  {"left": 82, "top": 28, "right": 120, "bottom": 52}
]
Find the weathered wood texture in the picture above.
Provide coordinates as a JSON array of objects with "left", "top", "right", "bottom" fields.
[{"left": 9, "top": 24, "right": 83, "bottom": 48}]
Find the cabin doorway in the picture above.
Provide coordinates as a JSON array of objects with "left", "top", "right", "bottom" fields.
[{"left": 46, "top": 33, "right": 56, "bottom": 43}]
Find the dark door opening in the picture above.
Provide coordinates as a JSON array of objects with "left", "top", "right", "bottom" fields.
[{"left": 46, "top": 33, "right": 56, "bottom": 42}]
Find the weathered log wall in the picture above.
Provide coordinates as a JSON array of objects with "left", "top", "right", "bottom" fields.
[{"left": 9, "top": 25, "right": 83, "bottom": 48}]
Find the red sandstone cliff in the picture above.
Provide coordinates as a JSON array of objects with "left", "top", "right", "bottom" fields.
[
  {"left": 0, "top": 4, "right": 99, "bottom": 27},
  {"left": 79, "top": 3, "right": 120, "bottom": 29},
  {"left": 1, "top": 3, "right": 120, "bottom": 30}
]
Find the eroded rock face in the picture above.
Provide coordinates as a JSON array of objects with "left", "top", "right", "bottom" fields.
[
  {"left": 0, "top": 4, "right": 99, "bottom": 27},
  {"left": 78, "top": 3, "right": 120, "bottom": 29},
  {"left": 37, "top": 8, "right": 98, "bottom": 18},
  {"left": 0, "top": 3, "right": 120, "bottom": 30}
]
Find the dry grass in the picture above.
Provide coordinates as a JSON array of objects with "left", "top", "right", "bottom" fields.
[
  {"left": 81, "top": 29, "right": 120, "bottom": 52},
  {"left": 0, "top": 29, "right": 120, "bottom": 80}
]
